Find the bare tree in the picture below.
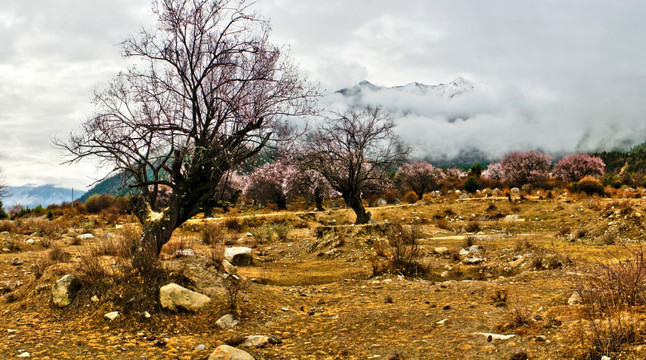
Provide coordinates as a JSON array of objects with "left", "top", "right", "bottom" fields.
[
  {"left": 305, "top": 106, "right": 409, "bottom": 224},
  {"left": 57, "top": 0, "right": 317, "bottom": 263}
]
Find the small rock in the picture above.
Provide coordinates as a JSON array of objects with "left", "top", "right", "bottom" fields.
[
  {"left": 241, "top": 335, "right": 269, "bottom": 348},
  {"left": 77, "top": 233, "right": 95, "bottom": 240},
  {"left": 91, "top": 295, "right": 99, "bottom": 303},
  {"left": 281, "top": 307, "right": 289, "bottom": 312},
  {"left": 464, "top": 257, "right": 484, "bottom": 265},
  {"left": 508, "top": 256, "right": 524, "bottom": 267},
  {"left": 601, "top": 356, "right": 611, "bottom": 360},
  {"left": 224, "top": 247, "right": 253, "bottom": 266},
  {"left": 195, "top": 344, "right": 206, "bottom": 351},
  {"left": 535, "top": 335, "right": 547, "bottom": 342},
  {"left": 474, "top": 332, "right": 515, "bottom": 341},
  {"left": 215, "top": 314, "right": 238, "bottom": 329},
  {"left": 25, "top": 239, "right": 35, "bottom": 245},
  {"left": 52, "top": 274, "right": 81, "bottom": 308},
  {"left": 442, "top": 305, "right": 451, "bottom": 310},
  {"left": 568, "top": 291, "right": 583, "bottom": 305},
  {"left": 503, "top": 214, "right": 525, "bottom": 222},
  {"left": 458, "top": 248, "right": 469, "bottom": 256},
  {"left": 208, "top": 345, "right": 255, "bottom": 360},
  {"left": 159, "top": 283, "right": 211, "bottom": 312},
  {"left": 143, "top": 311, "right": 151, "bottom": 318},
  {"left": 222, "top": 260, "right": 237, "bottom": 275},
  {"left": 104, "top": 311, "right": 119, "bottom": 321},
  {"left": 436, "top": 319, "right": 449, "bottom": 325},
  {"left": 17, "top": 352, "right": 30, "bottom": 358},
  {"left": 11, "top": 259, "right": 24, "bottom": 266},
  {"left": 468, "top": 245, "right": 480, "bottom": 253},
  {"left": 173, "top": 248, "right": 195, "bottom": 257}
]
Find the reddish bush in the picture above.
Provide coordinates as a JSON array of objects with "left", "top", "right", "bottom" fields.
[{"left": 554, "top": 153, "right": 605, "bottom": 183}]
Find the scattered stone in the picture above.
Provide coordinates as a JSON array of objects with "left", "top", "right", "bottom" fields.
[
  {"left": 215, "top": 314, "right": 238, "bottom": 329},
  {"left": 173, "top": 248, "right": 195, "bottom": 257},
  {"left": 535, "top": 335, "right": 547, "bottom": 342},
  {"left": 458, "top": 248, "right": 469, "bottom": 256},
  {"left": 11, "top": 259, "right": 24, "bottom": 266},
  {"left": 77, "top": 233, "right": 95, "bottom": 240},
  {"left": 208, "top": 345, "right": 255, "bottom": 360},
  {"left": 510, "top": 187, "right": 520, "bottom": 194},
  {"left": 442, "top": 305, "right": 451, "bottom": 310},
  {"left": 474, "top": 332, "right": 515, "bottom": 341},
  {"left": 17, "top": 351, "right": 30, "bottom": 358},
  {"left": 508, "top": 256, "right": 524, "bottom": 267},
  {"left": 464, "top": 257, "right": 484, "bottom": 265},
  {"left": 460, "top": 193, "right": 469, "bottom": 200},
  {"left": 143, "top": 311, "right": 151, "bottom": 318},
  {"left": 503, "top": 214, "right": 525, "bottom": 222},
  {"left": 434, "top": 247, "right": 449, "bottom": 255},
  {"left": 436, "top": 319, "right": 449, "bottom": 325},
  {"left": 159, "top": 283, "right": 211, "bottom": 312},
  {"left": 222, "top": 260, "right": 237, "bottom": 275},
  {"left": 241, "top": 335, "right": 269, "bottom": 348},
  {"left": 52, "top": 274, "right": 81, "bottom": 308},
  {"left": 601, "top": 356, "right": 611, "bottom": 360},
  {"left": 25, "top": 239, "right": 35, "bottom": 245},
  {"left": 468, "top": 245, "right": 480, "bottom": 253},
  {"left": 104, "top": 311, "right": 119, "bottom": 321},
  {"left": 91, "top": 295, "right": 99, "bottom": 303},
  {"left": 268, "top": 335, "right": 282, "bottom": 345},
  {"left": 377, "top": 199, "right": 387, "bottom": 206},
  {"left": 195, "top": 344, "right": 206, "bottom": 351},
  {"left": 568, "top": 291, "right": 583, "bottom": 306},
  {"left": 224, "top": 247, "right": 253, "bottom": 266}
]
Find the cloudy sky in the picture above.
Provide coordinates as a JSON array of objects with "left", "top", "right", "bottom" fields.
[{"left": 1, "top": 0, "right": 646, "bottom": 190}]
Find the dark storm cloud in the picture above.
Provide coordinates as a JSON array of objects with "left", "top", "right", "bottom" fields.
[{"left": 2, "top": 0, "right": 646, "bottom": 188}]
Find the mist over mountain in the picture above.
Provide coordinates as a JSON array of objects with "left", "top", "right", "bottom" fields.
[
  {"left": 331, "top": 78, "right": 646, "bottom": 163},
  {"left": 2, "top": 185, "right": 83, "bottom": 209}
]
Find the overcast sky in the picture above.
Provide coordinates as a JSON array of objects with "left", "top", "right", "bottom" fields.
[{"left": 1, "top": 0, "right": 646, "bottom": 190}]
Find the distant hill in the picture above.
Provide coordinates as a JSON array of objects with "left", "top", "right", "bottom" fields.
[
  {"left": 594, "top": 141, "right": 646, "bottom": 175},
  {"left": 78, "top": 173, "right": 132, "bottom": 202},
  {"left": 2, "top": 185, "right": 84, "bottom": 208}
]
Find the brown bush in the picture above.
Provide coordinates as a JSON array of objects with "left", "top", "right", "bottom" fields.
[
  {"left": 465, "top": 221, "right": 481, "bottom": 233},
  {"left": 0, "top": 220, "right": 17, "bottom": 233},
  {"left": 202, "top": 222, "right": 221, "bottom": 245},
  {"left": 85, "top": 194, "right": 116, "bottom": 213},
  {"left": 402, "top": 191, "right": 418, "bottom": 204},
  {"left": 48, "top": 245, "right": 70, "bottom": 263}
]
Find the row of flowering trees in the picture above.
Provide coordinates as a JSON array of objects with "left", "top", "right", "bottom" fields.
[{"left": 231, "top": 150, "right": 606, "bottom": 216}]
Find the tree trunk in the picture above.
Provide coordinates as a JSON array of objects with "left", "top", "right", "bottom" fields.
[
  {"left": 314, "top": 189, "right": 325, "bottom": 211},
  {"left": 346, "top": 193, "right": 371, "bottom": 225},
  {"left": 276, "top": 196, "right": 287, "bottom": 211},
  {"left": 132, "top": 202, "right": 178, "bottom": 272}
]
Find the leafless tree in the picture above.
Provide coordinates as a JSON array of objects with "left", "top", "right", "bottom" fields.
[
  {"left": 305, "top": 106, "right": 409, "bottom": 224},
  {"left": 56, "top": 0, "right": 317, "bottom": 263}
]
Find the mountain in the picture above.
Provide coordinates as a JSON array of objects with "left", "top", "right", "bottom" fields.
[
  {"left": 2, "top": 185, "right": 84, "bottom": 208},
  {"left": 336, "top": 77, "right": 475, "bottom": 99},
  {"left": 78, "top": 172, "right": 132, "bottom": 202}
]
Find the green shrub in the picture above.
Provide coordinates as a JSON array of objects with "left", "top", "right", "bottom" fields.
[{"left": 463, "top": 176, "right": 480, "bottom": 193}]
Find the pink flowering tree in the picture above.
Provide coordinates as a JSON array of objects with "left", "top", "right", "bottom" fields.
[
  {"left": 286, "top": 169, "right": 333, "bottom": 211},
  {"left": 395, "top": 161, "right": 439, "bottom": 200},
  {"left": 245, "top": 160, "right": 295, "bottom": 210},
  {"left": 56, "top": 0, "right": 317, "bottom": 261},
  {"left": 553, "top": 154, "right": 606, "bottom": 183},
  {"left": 305, "top": 107, "right": 409, "bottom": 224},
  {"left": 481, "top": 162, "right": 505, "bottom": 181},
  {"left": 499, "top": 151, "right": 551, "bottom": 185}
]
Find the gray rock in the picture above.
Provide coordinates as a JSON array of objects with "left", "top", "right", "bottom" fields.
[
  {"left": 568, "top": 291, "right": 583, "bottom": 305},
  {"left": 458, "top": 248, "right": 469, "bottom": 256},
  {"left": 208, "top": 345, "right": 255, "bottom": 360},
  {"left": 241, "top": 335, "right": 269, "bottom": 348},
  {"left": 195, "top": 344, "right": 206, "bottom": 351},
  {"left": 215, "top": 314, "right": 238, "bottom": 329},
  {"left": 377, "top": 199, "right": 387, "bottom": 206},
  {"left": 474, "top": 332, "right": 515, "bottom": 341},
  {"left": 52, "top": 275, "right": 81, "bottom": 307},
  {"left": 224, "top": 247, "right": 253, "bottom": 266},
  {"left": 159, "top": 283, "right": 211, "bottom": 312},
  {"left": 77, "top": 233, "right": 95, "bottom": 240},
  {"left": 25, "top": 239, "right": 35, "bottom": 245},
  {"left": 468, "top": 245, "right": 480, "bottom": 253},
  {"left": 460, "top": 193, "right": 469, "bottom": 200}
]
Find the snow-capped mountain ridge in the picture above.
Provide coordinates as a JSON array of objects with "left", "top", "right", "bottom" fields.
[
  {"left": 337, "top": 77, "right": 475, "bottom": 98},
  {"left": 2, "top": 185, "right": 84, "bottom": 209}
]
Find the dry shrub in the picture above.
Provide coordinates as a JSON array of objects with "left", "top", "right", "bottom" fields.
[
  {"left": 271, "top": 223, "right": 292, "bottom": 241},
  {"left": 162, "top": 236, "right": 187, "bottom": 256},
  {"left": 223, "top": 275, "right": 248, "bottom": 314},
  {"left": 491, "top": 289, "right": 508, "bottom": 307},
  {"left": 385, "top": 223, "right": 427, "bottom": 276},
  {"left": 556, "top": 226, "right": 571, "bottom": 238},
  {"left": 463, "top": 235, "right": 477, "bottom": 248},
  {"left": 202, "top": 222, "right": 221, "bottom": 245},
  {"left": 209, "top": 242, "right": 225, "bottom": 266},
  {"left": 223, "top": 217, "right": 242, "bottom": 232},
  {"left": 40, "top": 237, "right": 54, "bottom": 249},
  {"left": 77, "top": 251, "right": 109, "bottom": 286},
  {"left": 402, "top": 191, "right": 418, "bottom": 204},
  {"left": 465, "top": 221, "right": 481, "bottom": 233},
  {"left": 506, "top": 293, "right": 531, "bottom": 328},
  {"left": 486, "top": 203, "right": 497, "bottom": 212},
  {"left": 515, "top": 237, "right": 533, "bottom": 251},
  {"left": 20, "top": 217, "right": 66, "bottom": 237},
  {"left": 240, "top": 216, "right": 264, "bottom": 229},
  {"left": 48, "top": 245, "right": 70, "bottom": 263},
  {"left": 249, "top": 224, "right": 273, "bottom": 243},
  {"left": 0, "top": 220, "right": 17, "bottom": 233},
  {"left": 509, "top": 351, "right": 529, "bottom": 360},
  {"left": 31, "top": 256, "right": 51, "bottom": 279},
  {"left": 434, "top": 218, "right": 451, "bottom": 230},
  {"left": 4, "top": 237, "right": 21, "bottom": 252}
]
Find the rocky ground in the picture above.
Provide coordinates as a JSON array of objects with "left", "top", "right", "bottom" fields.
[{"left": 2, "top": 192, "right": 646, "bottom": 359}]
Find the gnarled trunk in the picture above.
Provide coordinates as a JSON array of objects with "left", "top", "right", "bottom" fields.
[
  {"left": 344, "top": 192, "right": 371, "bottom": 225},
  {"left": 314, "top": 188, "right": 325, "bottom": 212}
]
